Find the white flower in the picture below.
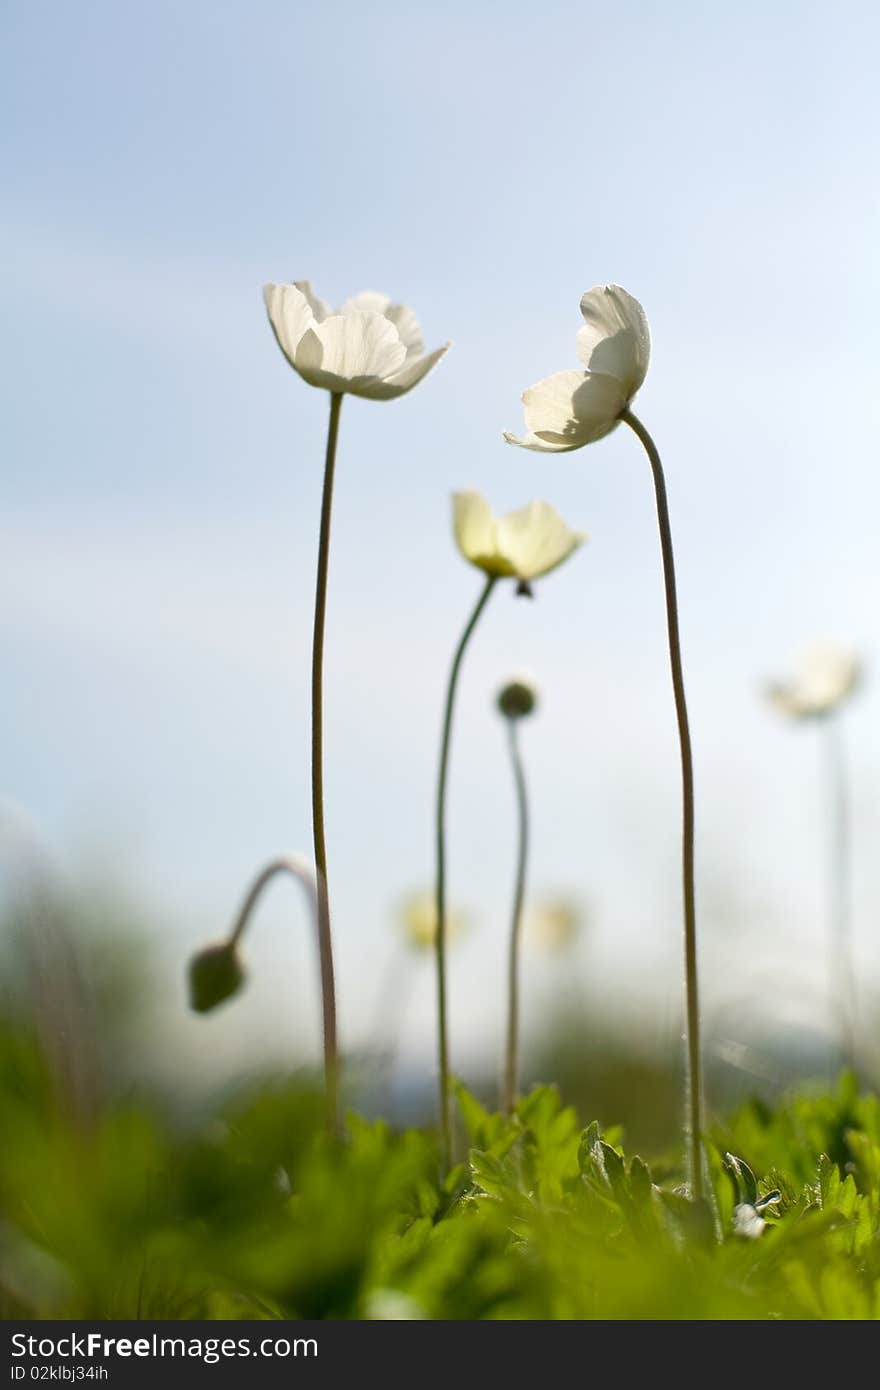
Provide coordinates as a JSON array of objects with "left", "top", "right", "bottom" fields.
[
  {"left": 453, "top": 490, "right": 586, "bottom": 580},
  {"left": 524, "top": 899, "right": 582, "bottom": 952},
  {"left": 263, "top": 281, "right": 449, "bottom": 400},
  {"left": 504, "top": 285, "right": 650, "bottom": 452},
  {"left": 732, "top": 1203, "right": 767, "bottom": 1239},
  {"left": 767, "top": 643, "right": 863, "bottom": 719},
  {"left": 400, "top": 892, "right": 465, "bottom": 951}
]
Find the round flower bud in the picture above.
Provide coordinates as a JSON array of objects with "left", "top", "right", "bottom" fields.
[
  {"left": 188, "top": 942, "right": 245, "bottom": 1013},
  {"left": 497, "top": 677, "right": 538, "bottom": 720}
]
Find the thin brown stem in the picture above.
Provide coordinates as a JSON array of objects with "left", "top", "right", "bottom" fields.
[
  {"left": 435, "top": 573, "right": 497, "bottom": 1168},
  {"left": 621, "top": 406, "right": 703, "bottom": 1200},
  {"left": 311, "top": 391, "right": 343, "bottom": 1135},
  {"left": 502, "top": 717, "right": 529, "bottom": 1114}
]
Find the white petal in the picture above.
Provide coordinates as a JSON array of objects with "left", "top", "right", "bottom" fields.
[
  {"left": 360, "top": 343, "right": 449, "bottom": 400},
  {"left": 263, "top": 283, "right": 315, "bottom": 367},
  {"left": 339, "top": 290, "right": 392, "bottom": 316},
  {"left": 770, "top": 643, "right": 863, "bottom": 718},
  {"left": 385, "top": 303, "right": 424, "bottom": 359},
  {"left": 452, "top": 491, "right": 508, "bottom": 574},
  {"left": 503, "top": 429, "right": 581, "bottom": 453},
  {"left": 293, "top": 280, "right": 332, "bottom": 322},
  {"left": 522, "top": 369, "right": 626, "bottom": 447},
  {"left": 576, "top": 285, "right": 650, "bottom": 397},
  {"left": 495, "top": 501, "right": 586, "bottom": 580},
  {"left": 340, "top": 294, "right": 423, "bottom": 357},
  {"left": 293, "top": 312, "right": 407, "bottom": 394}
]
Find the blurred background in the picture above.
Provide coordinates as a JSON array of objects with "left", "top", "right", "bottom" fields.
[{"left": 2, "top": 0, "right": 879, "bottom": 1137}]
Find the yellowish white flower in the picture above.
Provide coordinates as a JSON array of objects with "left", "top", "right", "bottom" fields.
[
  {"left": 524, "top": 899, "right": 582, "bottom": 952},
  {"left": 453, "top": 490, "right": 585, "bottom": 580},
  {"left": 263, "top": 281, "right": 449, "bottom": 400},
  {"left": 504, "top": 285, "right": 650, "bottom": 452},
  {"left": 400, "top": 892, "right": 465, "bottom": 952},
  {"left": 767, "top": 643, "right": 863, "bottom": 720}
]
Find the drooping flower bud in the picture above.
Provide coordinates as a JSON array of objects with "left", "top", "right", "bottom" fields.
[{"left": 188, "top": 942, "right": 245, "bottom": 1013}]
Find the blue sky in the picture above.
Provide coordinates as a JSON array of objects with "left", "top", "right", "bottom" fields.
[{"left": 3, "top": 1, "right": 880, "bottom": 1088}]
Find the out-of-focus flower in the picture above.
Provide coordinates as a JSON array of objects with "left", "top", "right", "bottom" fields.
[
  {"left": 504, "top": 285, "right": 650, "bottom": 452},
  {"left": 497, "top": 675, "right": 538, "bottom": 720},
  {"left": 767, "top": 643, "right": 863, "bottom": 719},
  {"left": 732, "top": 1203, "right": 766, "bottom": 1239},
  {"left": 364, "top": 1289, "right": 427, "bottom": 1320},
  {"left": 524, "top": 899, "right": 582, "bottom": 953},
  {"left": 400, "top": 892, "right": 465, "bottom": 952},
  {"left": 263, "top": 282, "right": 449, "bottom": 400},
  {"left": 188, "top": 943, "right": 245, "bottom": 1013},
  {"left": 453, "top": 490, "right": 586, "bottom": 581}
]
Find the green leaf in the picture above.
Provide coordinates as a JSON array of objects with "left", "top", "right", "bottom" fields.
[{"left": 723, "top": 1151, "right": 758, "bottom": 1206}]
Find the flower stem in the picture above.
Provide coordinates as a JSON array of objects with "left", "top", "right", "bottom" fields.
[
  {"left": 621, "top": 406, "right": 703, "bottom": 1200},
  {"left": 502, "top": 717, "right": 529, "bottom": 1114},
  {"left": 227, "top": 857, "right": 337, "bottom": 1101},
  {"left": 435, "top": 573, "right": 497, "bottom": 1167},
  {"left": 228, "top": 855, "right": 319, "bottom": 951},
  {"left": 822, "top": 716, "right": 857, "bottom": 1072},
  {"left": 311, "top": 391, "right": 343, "bottom": 1136}
]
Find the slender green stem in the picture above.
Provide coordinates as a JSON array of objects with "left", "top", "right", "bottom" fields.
[
  {"left": 621, "top": 406, "right": 703, "bottom": 1201},
  {"left": 311, "top": 391, "right": 343, "bottom": 1136},
  {"left": 502, "top": 717, "right": 529, "bottom": 1114},
  {"left": 822, "top": 716, "right": 857, "bottom": 1072},
  {"left": 435, "top": 573, "right": 497, "bottom": 1167}
]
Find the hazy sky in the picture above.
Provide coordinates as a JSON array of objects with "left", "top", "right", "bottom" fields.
[{"left": 3, "top": 1, "right": 879, "bottom": 1087}]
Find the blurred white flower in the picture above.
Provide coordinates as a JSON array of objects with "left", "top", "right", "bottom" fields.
[
  {"left": 400, "top": 892, "right": 465, "bottom": 952},
  {"left": 767, "top": 643, "right": 863, "bottom": 719},
  {"left": 524, "top": 899, "right": 582, "bottom": 953},
  {"left": 263, "top": 282, "right": 449, "bottom": 400},
  {"left": 453, "top": 490, "right": 586, "bottom": 581},
  {"left": 504, "top": 285, "right": 650, "bottom": 452},
  {"left": 732, "top": 1203, "right": 767, "bottom": 1239},
  {"left": 364, "top": 1288, "right": 427, "bottom": 1320}
]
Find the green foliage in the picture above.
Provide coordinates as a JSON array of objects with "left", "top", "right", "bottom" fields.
[{"left": 1, "top": 1029, "right": 879, "bottom": 1320}]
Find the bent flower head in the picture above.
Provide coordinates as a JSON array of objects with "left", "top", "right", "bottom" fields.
[
  {"left": 504, "top": 285, "right": 649, "bottom": 452},
  {"left": 768, "top": 642, "right": 863, "bottom": 720},
  {"left": 453, "top": 490, "right": 585, "bottom": 581},
  {"left": 188, "top": 942, "right": 245, "bottom": 1013},
  {"left": 263, "top": 281, "right": 449, "bottom": 400}
]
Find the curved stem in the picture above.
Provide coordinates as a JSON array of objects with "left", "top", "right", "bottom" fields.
[
  {"left": 502, "top": 717, "right": 530, "bottom": 1114},
  {"left": 311, "top": 391, "right": 343, "bottom": 1135},
  {"left": 435, "top": 573, "right": 497, "bottom": 1167},
  {"left": 228, "top": 855, "right": 319, "bottom": 951},
  {"left": 228, "top": 856, "right": 336, "bottom": 1096},
  {"left": 621, "top": 406, "right": 703, "bottom": 1201},
  {"left": 822, "top": 716, "right": 857, "bottom": 1071}
]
